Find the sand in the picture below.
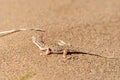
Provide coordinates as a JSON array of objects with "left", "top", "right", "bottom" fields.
[{"left": 0, "top": 0, "right": 120, "bottom": 80}]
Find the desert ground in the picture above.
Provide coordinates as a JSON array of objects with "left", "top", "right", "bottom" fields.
[{"left": 0, "top": 0, "right": 120, "bottom": 80}]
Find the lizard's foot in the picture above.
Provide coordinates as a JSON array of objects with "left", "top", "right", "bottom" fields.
[
  {"left": 63, "top": 50, "right": 71, "bottom": 59},
  {"left": 39, "top": 48, "right": 51, "bottom": 56},
  {"left": 45, "top": 48, "right": 51, "bottom": 55}
]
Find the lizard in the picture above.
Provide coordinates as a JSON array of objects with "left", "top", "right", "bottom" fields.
[{"left": 32, "top": 36, "right": 74, "bottom": 59}]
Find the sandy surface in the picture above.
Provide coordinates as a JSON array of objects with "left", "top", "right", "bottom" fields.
[{"left": 0, "top": 0, "right": 120, "bottom": 80}]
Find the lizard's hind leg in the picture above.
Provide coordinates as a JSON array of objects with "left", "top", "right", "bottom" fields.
[
  {"left": 63, "top": 49, "right": 67, "bottom": 58},
  {"left": 63, "top": 49, "right": 71, "bottom": 59}
]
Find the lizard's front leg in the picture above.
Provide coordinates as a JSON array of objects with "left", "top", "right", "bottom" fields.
[
  {"left": 40, "top": 48, "right": 51, "bottom": 55},
  {"left": 45, "top": 48, "right": 51, "bottom": 55},
  {"left": 39, "top": 47, "right": 47, "bottom": 55}
]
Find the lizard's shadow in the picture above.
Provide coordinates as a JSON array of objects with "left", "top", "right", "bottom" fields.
[
  {"left": 52, "top": 51, "right": 120, "bottom": 59},
  {"left": 68, "top": 51, "right": 104, "bottom": 58}
]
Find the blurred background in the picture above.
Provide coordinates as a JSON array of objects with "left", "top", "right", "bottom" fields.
[{"left": 0, "top": 0, "right": 120, "bottom": 80}]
